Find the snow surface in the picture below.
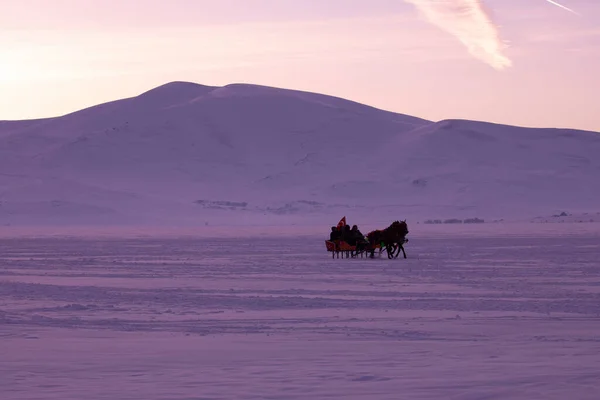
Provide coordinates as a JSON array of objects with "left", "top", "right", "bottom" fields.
[
  {"left": 2, "top": 225, "right": 600, "bottom": 399},
  {"left": 0, "top": 81, "right": 599, "bottom": 226}
]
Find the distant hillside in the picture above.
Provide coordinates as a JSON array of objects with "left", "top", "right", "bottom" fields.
[{"left": 0, "top": 81, "right": 598, "bottom": 226}]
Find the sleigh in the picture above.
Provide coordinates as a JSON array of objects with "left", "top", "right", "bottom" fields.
[
  {"left": 325, "top": 239, "right": 382, "bottom": 259},
  {"left": 326, "top": 218, "right": 409, "bottom": 259}
]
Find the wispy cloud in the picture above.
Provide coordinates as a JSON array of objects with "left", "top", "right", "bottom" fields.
[
  {"left": 545, "top": 0, "right": 579, "bottom": 15},
  {"left": 404, "top": 0, "right": 511, "bottom": 70}
]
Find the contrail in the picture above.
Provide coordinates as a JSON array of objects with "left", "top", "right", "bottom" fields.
[
  {"left": 404, "top": 0, "right": 511, "bottom": 70},
  {"left": 545, "top": 0, "right": 579, "bottom": 14}
]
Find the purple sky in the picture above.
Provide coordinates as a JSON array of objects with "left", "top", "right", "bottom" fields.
[{"left": 1, "top": 0, "right": 598, "bottom": 131}]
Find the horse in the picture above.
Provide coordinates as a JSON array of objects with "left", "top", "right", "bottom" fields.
[{"left": 366, "top": 220, "right": 409, "bottom": 259}]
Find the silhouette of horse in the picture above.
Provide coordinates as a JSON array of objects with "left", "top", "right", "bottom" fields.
[{"left": 366, "top": 220, "right": 409, "bottom": 259}]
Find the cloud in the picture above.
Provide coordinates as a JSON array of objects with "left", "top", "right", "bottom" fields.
[
  {"left": 545, "top": 0, "right": 578, "bottom": 15},
  {"left": 404, "top": 0, "right": 511, "bottom": 70}
]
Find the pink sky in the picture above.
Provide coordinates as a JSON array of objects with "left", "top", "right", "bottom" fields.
[{"left": 1, "top": 0, "right": 598, "bottom": 131}]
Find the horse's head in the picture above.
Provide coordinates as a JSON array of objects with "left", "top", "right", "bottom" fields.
[{"left": 391, "top": 220, "right": 409, "bottom": 236}]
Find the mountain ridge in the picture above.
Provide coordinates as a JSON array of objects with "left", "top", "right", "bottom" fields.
[
  {"left": 3, "top": 81, "right": 596, "bottom": 133},
  {"left": 0, "top": 81, "right": 598, "bottom": 227}
]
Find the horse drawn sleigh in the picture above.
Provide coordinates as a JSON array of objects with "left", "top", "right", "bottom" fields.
[{"left": 325, "top": 217, "right": 409, "bottom": 259}]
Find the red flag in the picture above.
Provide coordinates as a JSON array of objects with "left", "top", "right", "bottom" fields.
[{"left": 336, "top": 216, "right": 346, "bottom": 229}]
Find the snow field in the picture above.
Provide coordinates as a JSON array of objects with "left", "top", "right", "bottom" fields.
[{"left": 2, "top": 227, "right": 600, "bottom": 399}]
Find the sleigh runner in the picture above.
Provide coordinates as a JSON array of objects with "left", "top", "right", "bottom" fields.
[{"left": 325, "top": 239, "right": 382, "bottom": 258}]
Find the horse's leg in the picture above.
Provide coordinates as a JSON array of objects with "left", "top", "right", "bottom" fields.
[
  {"left": 386, "top": 244, "right": 395, "bottom": 259},
  {"left": 400, "top": 245, "right": 407, "bottom": 259}
]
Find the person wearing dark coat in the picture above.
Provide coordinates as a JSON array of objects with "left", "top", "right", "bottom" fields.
[
  {"left": 342, "top": 225, "right": 353, "bottom": 244},
  {"left": 351, "top": 225, "right": 367, "bottom": 250},
  {"left": 329, "top": 226, "right": 341, "bottom": 241}
]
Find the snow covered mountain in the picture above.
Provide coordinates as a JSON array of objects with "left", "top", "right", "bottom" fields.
[{"left": 0, "top": 81, "right": 598, "bottom": 226}]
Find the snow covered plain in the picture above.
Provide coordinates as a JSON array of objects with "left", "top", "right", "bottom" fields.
[{"left": 2, "top": 224, "right": 600, "bottom": 400}]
